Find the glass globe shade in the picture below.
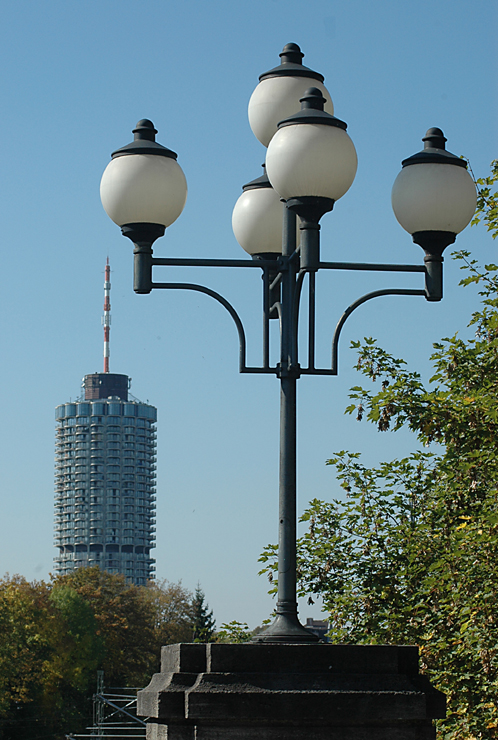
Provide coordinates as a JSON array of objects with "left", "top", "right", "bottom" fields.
[
  {"left": 248, "top": 77, "right": 333, "bottom": 147},
  {"left": 392, "top": 163, "right": 477, "bottom": 235},
  {"left": 100, "top": 153, "right": 187, "bottom": 228},
  {"left": 266, "top": 123, "right": 357, "bottom": 201},
  {"left": 232, "top": 187, "right": 301, "bottom": 255}
]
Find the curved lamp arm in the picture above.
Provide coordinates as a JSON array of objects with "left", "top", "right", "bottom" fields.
[
  {"left": 152, "top": 281, "right": 275, "bottom": 375},
  {"left": 330, "top": 288, "right": 425, "bottom": 374},
  {"left": 153, "top": 282, "right": 248, "bottom": 373}
]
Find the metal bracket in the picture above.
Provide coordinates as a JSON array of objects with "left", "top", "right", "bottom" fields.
[
  {"left": 146, "top": 257, "right": 427, "bottom": 378},
  {"left": 299, "top": 287, "right": 426, "bottom": 376}
]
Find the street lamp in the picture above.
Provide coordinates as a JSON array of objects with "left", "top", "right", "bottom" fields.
[{"left": 100, "top": 44, "right": 476, "bottom": 643}]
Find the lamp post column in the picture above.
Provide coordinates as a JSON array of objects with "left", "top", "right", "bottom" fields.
[
  {"left": 278, "top": 205, "right": 299, "bottom": 629},
  {"left": 256, "top": 206, "right": 319, "bottom": 642}
]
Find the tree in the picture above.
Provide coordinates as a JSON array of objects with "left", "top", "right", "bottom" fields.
[
  {"left": 260, "top": 164, "right": 498, "bottom": 740},
  {"left": 0, "top": 569, "right": 194, "bottom": 739},
  {"left": 144, "top": 578, "right": 194, "bottom": 646},
  {"left": 0, "top": 576, "right": 54, "bottom": 738},
  {"left": 56, "top": 566, "right": 158, "bottom": 687},
  {"left": 191, "top": 585, "right": 216, "bottom": 642},
  {"left": 0, "top": 575, "right": 100, "bottom": 739}
]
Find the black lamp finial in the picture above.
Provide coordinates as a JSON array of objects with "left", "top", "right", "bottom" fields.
[
  {"left": 300, "top": 87, "right": 327, "bottom": 111},
  {"left": 279, "top": 43, "right": 305, "bottom": 65},
  {"left": 133, "top": 119, "right": 158, "bottom": 142},
  {"left": 422, "top": 127, "right": 447, "bottom": 151}
]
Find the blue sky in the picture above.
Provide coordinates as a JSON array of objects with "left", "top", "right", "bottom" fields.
[{"left": 0, "top": 0, "right": 496, "bottom": 628}]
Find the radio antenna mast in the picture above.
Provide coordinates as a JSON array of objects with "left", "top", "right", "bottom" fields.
[{"left": 102, "top": 258, "right": 111, "bottom": 373}]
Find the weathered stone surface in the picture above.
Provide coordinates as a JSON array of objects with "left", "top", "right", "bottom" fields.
[
  {"left": 146, "top": 724, "right": 438, "bottom": 740},
  {"left": 206, "top": 643, "right": 420, "bottom": 675},
  {"left": 137, "top": 671, "right": 199, "bottom": 719},
  {"left": 146, "top": 723, "right": 194, "bottom": 740},
  {"left": 138, "top": 643, "right": 445, "bottom": 740},
  {"left": 161, "top": 643, "right": 207, "bottom": 674}
]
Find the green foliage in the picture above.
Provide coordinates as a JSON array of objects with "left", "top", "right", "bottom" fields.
[
  {"left": 260, "top": 165, "right": 498, "bottom": 740},
  {"left": 217, "top": 620, "right": 253, "bottom": 643},
  {"left": 471, "top": 159, "right": 498, "bottom": 239},
  {"left": 191, "top": 584, "right": 216, "bottom": 642},
  {"left": 0, "top": 569, "right": 194, "bottom": 739}
]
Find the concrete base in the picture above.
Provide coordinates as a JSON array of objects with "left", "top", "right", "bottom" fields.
[{"left": 138, "top": 643, "right": 445, "bottom": 740}]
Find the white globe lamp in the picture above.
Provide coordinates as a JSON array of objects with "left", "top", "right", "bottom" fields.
[
  {"left": 392, "top": 128, "right": 477, "bottom": 300},
  {"left": 100, "top": 119, "right": 188, "bottom": 293},
  {"left": 248, "top": 43, "right": 334, "bottom": 147}
]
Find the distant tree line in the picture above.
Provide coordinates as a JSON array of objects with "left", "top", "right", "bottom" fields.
[{"left": 0, "top": 568, "right": 215, "bottom": 740}]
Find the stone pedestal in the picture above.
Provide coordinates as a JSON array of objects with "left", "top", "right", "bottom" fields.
[{"left": 137, "top": 643, "right": 445, "bottom": 740}]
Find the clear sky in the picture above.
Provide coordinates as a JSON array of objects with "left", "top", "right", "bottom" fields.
[{"left": 0, "top": 0, "right": 496, "bottom": 629}]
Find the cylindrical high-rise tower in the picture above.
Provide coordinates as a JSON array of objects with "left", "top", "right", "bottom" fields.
[{"left": 53, "top": 263, "right": 158, "bottom": 585}]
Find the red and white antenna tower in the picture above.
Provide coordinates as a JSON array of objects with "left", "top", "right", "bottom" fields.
[{"left": 102, "top": 258, "right": 111, "bottom": 373}]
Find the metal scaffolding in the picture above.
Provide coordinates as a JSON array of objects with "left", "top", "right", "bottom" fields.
[{"left": 66, "top": 671, "right": 147, "bottom": 739}]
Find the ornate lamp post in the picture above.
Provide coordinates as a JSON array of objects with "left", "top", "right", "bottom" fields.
[{"left": 100, "top": 45, "right": 476, "bottom": 645}]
